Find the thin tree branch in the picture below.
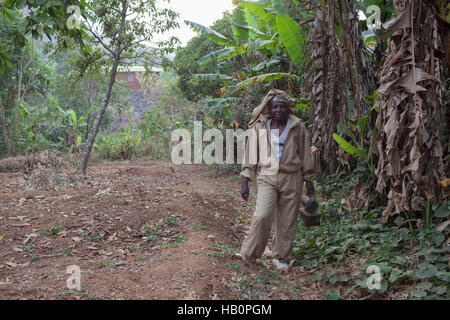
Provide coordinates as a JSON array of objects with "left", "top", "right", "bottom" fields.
[
  {"left": 0, "top": 96, "right": 11, "bottom": 156},
  {"left": 85, "top": 19, "right": 116, "bottom": 56}
]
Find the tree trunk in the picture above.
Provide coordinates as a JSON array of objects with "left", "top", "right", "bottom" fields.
[
  {"left": 307, "top": 0, "right": 346, "bottom": 173},
  {"left": 374, "top": 0, "right": 447, "bottom": 222},
  {"left": 79, "top": 1, "right": 128, "bottom": 174},
  {"left": 337, "top": 0, "right": 377, "bottom": 119},
  {"left": 14, "top": 39, "right": 35, "bottom": 131},
  {"left": 79, "top": 53, "right": 121, "bottom": 174},
  {"left": 0, "top": 97, "right": 11, "bottom": 156}
]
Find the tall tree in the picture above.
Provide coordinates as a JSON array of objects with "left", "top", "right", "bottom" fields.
[
  {"left": 337, "top": 0, "right": 377, "bottom": 120},
  {"left": 374, "top": 0, "right": 447, "bottom": 222},
  {"left": 79, "top": 0, "right": 179, "bottom": 173},
  {"left": 306, "top": 0, "right": 347, "bottom": 173}
]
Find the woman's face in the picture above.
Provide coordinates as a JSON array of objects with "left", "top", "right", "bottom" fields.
[{"left": 270, "top": 102, "right": 289, "bottom": 122}]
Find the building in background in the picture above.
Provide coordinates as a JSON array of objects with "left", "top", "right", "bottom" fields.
[{"left": 116, "top": 66, "right": 162, "bottom": 90}]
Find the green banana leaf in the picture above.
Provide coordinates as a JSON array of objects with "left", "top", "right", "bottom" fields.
[
  {"left": 232, "top": 7, "right": 249, "bottom": 43},
  {"left": 240, "top": 1, "right": 276, "bottom": 29},
  {"left": 197, "top": 39, "right": 275, "bottom": 65},
  {"left": 252, "top": 58, "right": 281, "bottom": 71},
  {"left": 231, "top": 20, "right": 270, "bottom": 40},
  {"left": 270, "top": 0, "right": 285, "bottom": 14},
  {"left": 219, "top": 39, "right": 275, "bottom": 60},
  {"left": 184, "top": 20, "right": 234, "bottom": 47},
  {"left": 197, "top": 47, "right": 233, "bottom": 65},
  {"left": 276, "top": 14, "right": 305, "bottom": 66},
  {"left": 237, "top": 72, "right": 295, "bottom": 88},
  {"left": 192, "top": 74, "right": 234, "bottom": 82},
  {"left": 333, "top": 133, "right": 367, "bottom": 160}
]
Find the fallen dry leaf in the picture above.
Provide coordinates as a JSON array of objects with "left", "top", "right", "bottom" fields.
[
  {"left": 436, "top": 220, "right": 450, "bottom": 232},
  {"left": 341, "top": 198, "right": 351, "bottom": 211},
  {"left": 4, "top": 261, "right": 17, "bottom": 268},
  {"left": 11, "top": 223, "right": 31, "bottom": 227}
]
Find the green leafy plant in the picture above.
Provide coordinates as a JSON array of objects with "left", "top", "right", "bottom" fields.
[
  {"left": 49, "top": 225, "right": 62, "bottom": 236},
  {"left": 186, "top": 0, "right": 309, "bottom": 92},
  {"left": 97, "top": 128, "right": 143, "bottom": 160},
  {"left": 294, "top": 173, "right": 450, "bottom": 300},
  {"left": 165, "top": 216, "right": 177, "bottom": 226},
  {"left": 54, "top": 105, "right": 91, "bottom": 152}
]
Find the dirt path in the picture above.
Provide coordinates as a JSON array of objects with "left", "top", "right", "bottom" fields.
[{"left": 0, "top": 159, "right": 327, "bottom": 300}]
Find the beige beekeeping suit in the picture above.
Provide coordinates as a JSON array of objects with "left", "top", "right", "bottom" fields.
[{"left": 240, "top": 89, "right": 314, "bottom": 260}]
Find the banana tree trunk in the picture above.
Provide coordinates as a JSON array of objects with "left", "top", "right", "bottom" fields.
[
  {"left": 307, "top": 0, "right": 347, "bottom": 173},
  {"left": 338, "top": 0, "right": 376, "bottom": 120},
  {"left": 374, "top": 0, "right": 447, "bottom": 222}
]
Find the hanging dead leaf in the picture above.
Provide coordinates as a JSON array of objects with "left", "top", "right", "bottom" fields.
[
  {"left": 380, "top": 6, "right": 411, "bottom": 41},
  {"left": 341, "top": 198, "right": 351, "bottom": 211}
]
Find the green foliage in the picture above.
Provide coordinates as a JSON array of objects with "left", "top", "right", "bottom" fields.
[
  {"left": 327, "top": 290, "right": 343, "bottom": 300},
  {"left": 50, "top": 225, "right": 62, "bottom": 236},
  {"left": 97, "top": 128, "right": 143, "bottom": 161},
  {"left": 333, "top": 134, "right": 367, "bottom": 161},
  {"left": 237, "top": 72, "right": 296, "bottom": 88},
  {"left": 180, "top": 0, "right": 310, "bottom": 114},
  {"left": 1, "top": 0, "right": 91, "bottom": 51},
  {"left": 240, "top": 1, "right": 276, "bottom": 28},
  {"left": 192, "top": 74, "right": 234, "bottom": 82},
  {"left": 294, "top": 174, "right": 450, "bottom": 299},
  {"left": 333, "top": 94, "right": 380, "bottom": 195},
  {"left": 172, "top": 14, "right": 238, "bottom": 101},
  {"left": 184, "top": 20, "right": 234, "bottom": 47},
  {"left": 275, "top": 14, "right": 306, "bottom": 65}
]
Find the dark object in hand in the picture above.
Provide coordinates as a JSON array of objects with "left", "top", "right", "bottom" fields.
[
  {"left": 300, "top": 194, "right": 320, "bottom": 227},
  {"left": 241, "top": 177, "right": 249, "bottom": 201},
  {"left": 305, "top": 197, "right": 318, "bottom": 213},
  {"left": 305, "top": 180, "right": 315, "bottom": 197}
]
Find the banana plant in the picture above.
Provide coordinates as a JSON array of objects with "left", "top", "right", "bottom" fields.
[
  {"left": 333, "top": 94, "right": 380, "bottom": 171},
  {"left": 192, "top": 72, "right": 297, "bottom": 91},
  {"left": 186, "top": 0, "right": 309, "bottom": 88},
  {"left": 55, "top": 105, "right": 91, "bottom": 152}
]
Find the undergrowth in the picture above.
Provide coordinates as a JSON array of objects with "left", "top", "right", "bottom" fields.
[{"left": 294, "top": 172, "right": 449, "bottom": 300}]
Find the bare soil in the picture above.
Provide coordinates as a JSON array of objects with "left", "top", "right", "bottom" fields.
[{"left": 0, "top": 157, "right": 332, "bottom": 300}]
